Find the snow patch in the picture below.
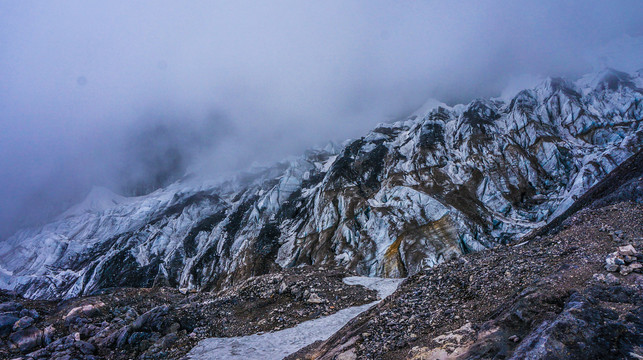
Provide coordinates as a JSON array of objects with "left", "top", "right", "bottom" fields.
[{"left": 187, "top": 277, "right": 403, "bottom": 360}]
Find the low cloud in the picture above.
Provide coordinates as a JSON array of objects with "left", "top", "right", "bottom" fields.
[{"left": 1, "top": 0, "right": 642, "bottom": 238}]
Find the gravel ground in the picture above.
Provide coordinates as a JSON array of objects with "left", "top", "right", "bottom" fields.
[
  {"left": 187, "top": 277, "right": 402, "bottom": 360},
  {"left": 290, "top": 201, "right": 643, "bottom": 359},
  {"left": 0, "top": 266, "right": 377, "bottom": 360}
]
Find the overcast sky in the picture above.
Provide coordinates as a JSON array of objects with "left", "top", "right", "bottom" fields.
[{"left": 1, "top": 1, "right": 642, "bottom": 238}]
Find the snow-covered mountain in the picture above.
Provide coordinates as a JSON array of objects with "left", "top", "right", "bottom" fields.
[{"left": 1, "top": 68, "right": 641, "bottom": 300}]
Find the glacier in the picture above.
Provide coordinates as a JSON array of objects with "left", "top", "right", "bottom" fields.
[{"left": 0, "top": 68, "right": 641, "bottom": 300}]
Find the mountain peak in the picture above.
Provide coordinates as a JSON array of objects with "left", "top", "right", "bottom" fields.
[
  {"left": 577, "top": 67, "right": 638, "bottom": 93},
  {"left": 59, "top": 186, "right": 127, "bottom": 219},
  {"left": 2, "top": 69, "right": 641, "bottom": 302}
]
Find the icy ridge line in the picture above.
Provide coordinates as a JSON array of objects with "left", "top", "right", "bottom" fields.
[{"left": 0, "top": 68, "right": 641, "bottom": 299}]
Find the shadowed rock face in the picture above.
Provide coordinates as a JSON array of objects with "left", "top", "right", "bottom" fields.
[{"left": 1, "top": 69, "right": 642, "bottom": 300}]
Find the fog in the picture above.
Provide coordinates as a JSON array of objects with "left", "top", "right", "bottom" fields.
[{"left": 1, "top": 1, "right": 642, "bottom": 238}]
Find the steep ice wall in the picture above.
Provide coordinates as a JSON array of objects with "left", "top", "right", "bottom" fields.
[{"left": 1, "top": 68, "right": 641, "bottom": 299}]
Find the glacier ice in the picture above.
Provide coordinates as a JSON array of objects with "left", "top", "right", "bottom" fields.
[{"left": 0, "top": 69, "right": 641, "bottom": 299}]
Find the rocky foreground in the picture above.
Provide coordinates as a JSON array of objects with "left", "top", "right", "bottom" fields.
[
  {"left": 0, "top": 267, "right": 377, "bottom": 359},
  {"left": 289, "top": 200, "right": 643, "bottom": 359}
]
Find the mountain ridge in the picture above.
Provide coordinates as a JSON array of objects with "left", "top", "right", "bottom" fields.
[{"left": 1, "top": 68, "right": 641, "bottom": 300}]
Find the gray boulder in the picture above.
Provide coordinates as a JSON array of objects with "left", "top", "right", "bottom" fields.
[
  {"left": 0, "top": 314, "right": 19, "bottom": 336},
  {"left": 9, "top": 326, "right": 43, "bottom": 353},
  {"left": 131, "top": 305, "right": 170, "bottom": 332},
  {"left": 12, "top": 316, "right": 35, "bottom": 331}
]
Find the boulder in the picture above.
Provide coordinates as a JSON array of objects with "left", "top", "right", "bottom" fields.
[
  {"left": 0, "top": 301, "right": 23, "bottom": 313},
  {"left": 605, "top": 252, "right": 619, "bottom": 266},
  {"left": 26, "top": 347, "right": 51, "bottom": 358},
  {"left": 91, "top": 325, "right": 120, "bottom": 349},
  {"left": 0, "top": 314, "right": 19, "bottom": 336},
  {"left": 43, "top": 325, "right": 55, "bottom": 345},
  {"left": 618, "top": 245, "right": 637, "bottom": 256},
  {"left": 128, "top": 331, "right": 150, "bottom": 345},
  {"left": 9, "top": 326, "right": 43, "bottom": 353},
  {"left": 592, "top": 273, "right": 620, "bottom": 285},
  {"left": 63, "top": 303, "right": 103, "bottom": 324},
  {"left": 20, "top": 308, "right": 39, "bottom": 319},
  {"left": 306, "top": 293, "right": 324, "bottom": 304},
  {"left": 605, "top": 264, "right": 619, "bottom": 272},
  {"left": 620, "top": 263, "right": 643, "bottom": 276},
  {"left": 74, "top": 340, "right": 96, "bottom": 354},
  {"left": 509, "top": 292, "right": 635, "bottom": 359},
  {"left": 131, "top": 305, "right": 169, "bottom": 332},
  {"left": 116, "top": 326, "right": 131, "bottom": 348},
  {"left": 13, "top": 316, "right": 35, "bottom": 331},
  {"left": 158, "top": 333, "right": 179, "bottom": 349}
]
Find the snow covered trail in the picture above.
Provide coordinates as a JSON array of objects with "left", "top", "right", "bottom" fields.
[{"left": 187, "top": 276, "right": 403, "bottom": 360}]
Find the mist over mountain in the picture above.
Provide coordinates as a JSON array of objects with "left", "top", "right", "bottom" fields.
[
  {"left": 1, "top": 1, "right": 643, "bottom": 239},
  {"left": 1, "top": 3, "right": 643, "bottom": 359},
  {"left": 2, "top": 67, "right": 641, "bottom": 300},
  {"left": 0, "top": 64, "right": 641, "bottom": 359}
]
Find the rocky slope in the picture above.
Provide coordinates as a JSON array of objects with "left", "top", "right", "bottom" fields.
[
  {"left": 1, "top": 68, "right": 642, "bottom": 301},
  {"left": 187, "top": 276, "right": 402, "bottom": 360},
  {"left": 0, "top": 266, "right": 377, "bottom": 359},
  {"left": 288, "top": 163, "right": 643, "bottom": 359}
]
